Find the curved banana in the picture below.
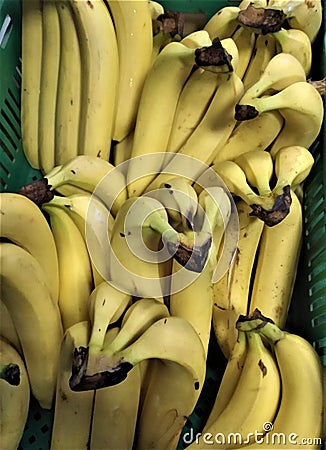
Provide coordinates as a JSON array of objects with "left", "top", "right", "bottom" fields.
[
  {"left": 42, "top": 203, "right": 93, "bottom": 331},
  {"left": 203, "top": 6, "right": 240, "bottom": 40},
  {"left": 190, "top": 331, "right": 281, "bottom": 449},
  {"left": 45, "top": 155, "right": 127, "bottom": 216},
  {"left": 166, "top": 38, "right": 239, "bottom": 154},
  {"left": 0, "top": 337, "right": 30, "bottom": 450},
  {"left": 232, "top": 26, "right": 256, "bottom": 79},
  {"left": 267, "top": 0, "right": 322, "bottom": 43},
  {"left": 237, "top": 315, "right": 323, "bottom": 449},
  {"left": 0, "top": 192, "right": 59, "bottom": 304},
  {"left": 0, "top": 242, "right": 63, "bottom": 409},
  {"left": 212, "top": 110, "right": 284, "bottom": 165},
  {"left": 273, "top": 27, "right": 312, "bottom": 76},
  {"left": 203, "top": 331, "right": 247, "bottom": 430},
  {"left": 90, "top": 327, "right": 141, "bottom": 450},
  {"left": 242, "top": 33, "right": 276, "bottom": 90},
  {"left": 180, "top": 29, "right": 212, "bottom": 49},
  {"left": 248, "top": 190, "right": 302, "bottom": 327},
  {"left": 0, "top": 300, "right": 22, "bottom": 355},
  {"left": 51, "top": 321, "right": 94, "bottom": 450},
  {"left": 212, "top": 200, "right": 264, "bottom": 358},
  {"left": 235, "top": 81, "right": 324, "bottom": 157},
  {"left": 70, "top": 0, "right": 119, "bottom": 160},
  {"left": 112, "top": 131, "right": 134, "bottom": 167},
  {"left": 21, "top": 0, "right": 43, "bottom": 169},
  {"left": 126, "top": 40, "right": 205, "bottom": 198},
  {"left": 240, "top": 52, "right": 306, "bottom": 104},
  {"left": 148, "top": 0, "right": 165, "bottom": 20},
  {"left": 38, "top": 0, "right": 60, "bottom": 174},
  {"left": 108, "top": 0, "right": 153, "bottom": 142},
  {"left": 146, "top": 71, "right": 244, "bottom": 192},
  {"left": 235, "top": 150, "right": 274, "bottom": 196},
  {"left": 55, "top": 1, "right": 81, "bottom": 165}
]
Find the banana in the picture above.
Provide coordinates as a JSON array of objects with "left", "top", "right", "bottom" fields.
[
  {"left": 108, "top": 0, "right": 153, "bottom": 142},
  {"left": 267, "top": 0, "right": 323, "bottom": 43},
  {"left": 42, "top": 203, "right": 93, "bottom": 331},
  {"left": 90, "top": 327, "right": 141, "bottom": 450},
  {"left": 242, "top": 34, "right": 276, "bottom": 90},
  {"left": 51, "top": 321, "right": 94, "bottom": 450},
  {"left": 148, "top": 0, "right": 165, "bottom": 20},
  {"left": 0, "top": 242, "right": 63, "bottom": 409},
  {"left": 44, "top": 155, "right": 127, "bottom": 216},
  {"left": 0, "top": 192, "right": 59, "bottom": 304},
  {"left": 146, "top": 175, "right": 199, "bottom": 231},
  {"left": 231, "top": 26, "right": 256, "bottom": 79},
  {"left": 0, "top": 300, "right": 22, "bottom": 355},
  {"left": 70, "top": 0, "right": 119, "bottom": 160},
  {"left": 107, "top": 196, "right": 184, "bottom": 301},
  {"left": 235, "top": 150, "right": 274, "bottom": 196},
  {"left": 0, "top": 337, "right": 30, "bottom": 450},
  {"left": 212, "top": 110, "right": 284, "bottom": 165},
  {"left": 248, "top": 190, "right": 302, "bottom": 328},
  {"left": 180, "top": 29, "right": 212, "bottom": 49},
  {"left": 189, "top": 331, "right": 281, "bottom": 449},
  {"left": 170, "top": 186, "right": 231, "bottom": 357},
  {"left": 166, "top": 38, "right": 239, "bottom": 154},
  {"left": 236, "top": 314, "right": 324, "bottom": 449},
  {"left": 235, "top": 81, "right": 324, "bottom": 157},
  {"left": 145, "top": 71, "right": 244, "bottom": 193},
  {"left": 203, "top": 6, "right": 241, "bottom": 41},
  {"left": 69, "top": 317, "right": 206, "bottom": 427},
  {"left": 126, "top": 40, "right": 204, "bottom": 198},
  {"left": 21, "top": 0, "right": 43, "bottom": 169},
  {"left": 112, "top": 131, "right": 134, "bottom": 167},
  {"left": 273, "top": 27, "right": 312, "bottom": 76},
  {"left": 212, "top": 200, "right": 264, "bottom": 358},
  {"left": 240, "top": 52, "right": 307, "bottom": 104},
  {"left": 45, "top": 193, "right": 115, "bottom": 284},
  {"left": 54, "top": 1, "right": 81, "bottom": 165},
  {"left": 203, "top": 331, "right": 247, "bottom": 431},
  {"left": 38, "top": 0, "right": 60, "bottom": 174}
]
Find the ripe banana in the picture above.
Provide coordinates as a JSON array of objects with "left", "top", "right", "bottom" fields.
[
  {"left": 240, "top": 52, "right": 307, "bottom": 104},
  {"left": 90, "top": 327, "right": 141, "bottom": 450},
  {"left": 212, "top": 200, "right": 264, "bottom": 358},
  {"left": 203, "top": 6, "right": 240, "bottom": 40},
  {"left": 166, "top": 37, "right": 239, "bottom": 154},
  {"left": 108, "top": 0, "right": 153, "bottom": 142},
  {"left": 212, "top": 110, "right": 284, "bottom": 165},
  {"left": 70, "top": 0, "right": 119, "bottom": 160},
  {"left": 55, "top": 1, "right": 81, "bottom": 165},
  {"left": 21, "top": 0, "right": 43, "bottom": 169},
  {"left": 41, "top": 203, "right": 93, "bottom": 331},
  {"left": 248, "top": 190, "right": 302, "bottom": 327},
  {"left": 180, "top": 29, "right": 212, "bottom": 49},
  {"left": 189, "top": 331, "right": 281, "bottom": 449},
  {"left": 51, "top": 321, "right": 94, "bottom": 450},
  {"left": 126, "top": 40, "right": 205, "bottom": 197},
  {"left": 0, "top": 337, "right": 30, "bottom": 450},
  {"left": 112, "top": 131, "right": 134, "bottom": 167},
  {"left": 44, "top": 155, "right": 127, "bottom": 216},
  {"left": 0, "top": 242, "right": 63, "bottom": 409},
  {"left": 237, "top": 314, "right": 323, "bottom": 449},
  {"left": 38, "top": 0, "right": 60, "bottom": 174},
  {"left": 170, "top": 186, "right": 232, "bottom": 357},
  {"left": 232, "top": 26, "right": 256, "bottom": 79},
  {"left": 0, "top": 300, "right": 22, "bottom": 355},
  {"left": 273, "top": 27, "right": 312, "bottom": 76},
  {"left": 235, "top": 81, "right": 324, "bottom": 157},
  {"left": 203, "top": 331, "right": 247, "bottom": 430},
  {"left": 235, "top": 150, "right": 274, "bottom": 196},
  {"left": 146, "top": 71, "right": 244, "bottom": 192},
  {"left": 0, "top": 192, "right": 59, "bottom": 304},
  {"left": 242, "top": 33, "right": 276, "bottom": 90}
]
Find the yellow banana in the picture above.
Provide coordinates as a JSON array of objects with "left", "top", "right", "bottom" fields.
[
  {"left": 203, "top": 6, "right": 240, "bottom": 41},
  {"left": 232, "top": 26, "right": 256, "bottom": 79},
  {"left": 0, "top": 300, "right": 22, "bottom": 355}
]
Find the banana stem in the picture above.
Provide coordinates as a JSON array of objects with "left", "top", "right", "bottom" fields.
[
  {"left": 19, "top": 177, "right": 54, "bottom": 206},
  {"left": 236, "top": 308, "right": 286, "bottom": 343},
  {"left": 0, "top": 362, "right": 20, "bottom": 385},
  {"left": 237, "top": 4, "right": 286, "bottom": 34},
  {"left": 194, "top": 38, "right": 234, "bottom": 73}
]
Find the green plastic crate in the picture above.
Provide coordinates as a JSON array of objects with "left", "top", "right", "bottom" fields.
[{"left": 0, "top": 0, "right": 325, "bottom": 448}]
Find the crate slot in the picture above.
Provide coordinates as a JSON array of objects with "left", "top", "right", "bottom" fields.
[
  {"left": 0, "top": 107, "right": 21, "bottom": 142},
  {"left": 0, "top": 14, "right": 12, "bottom": 49},
  {"left": 0, "top": 132, "right": 16, "bottom": 162},
  {"left": 8, "top": 86, "right": 21, "bottom": 110}
]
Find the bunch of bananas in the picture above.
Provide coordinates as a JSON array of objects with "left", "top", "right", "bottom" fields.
[{"left": 0, "top": 0, "right": 325, "bottom": 448}]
